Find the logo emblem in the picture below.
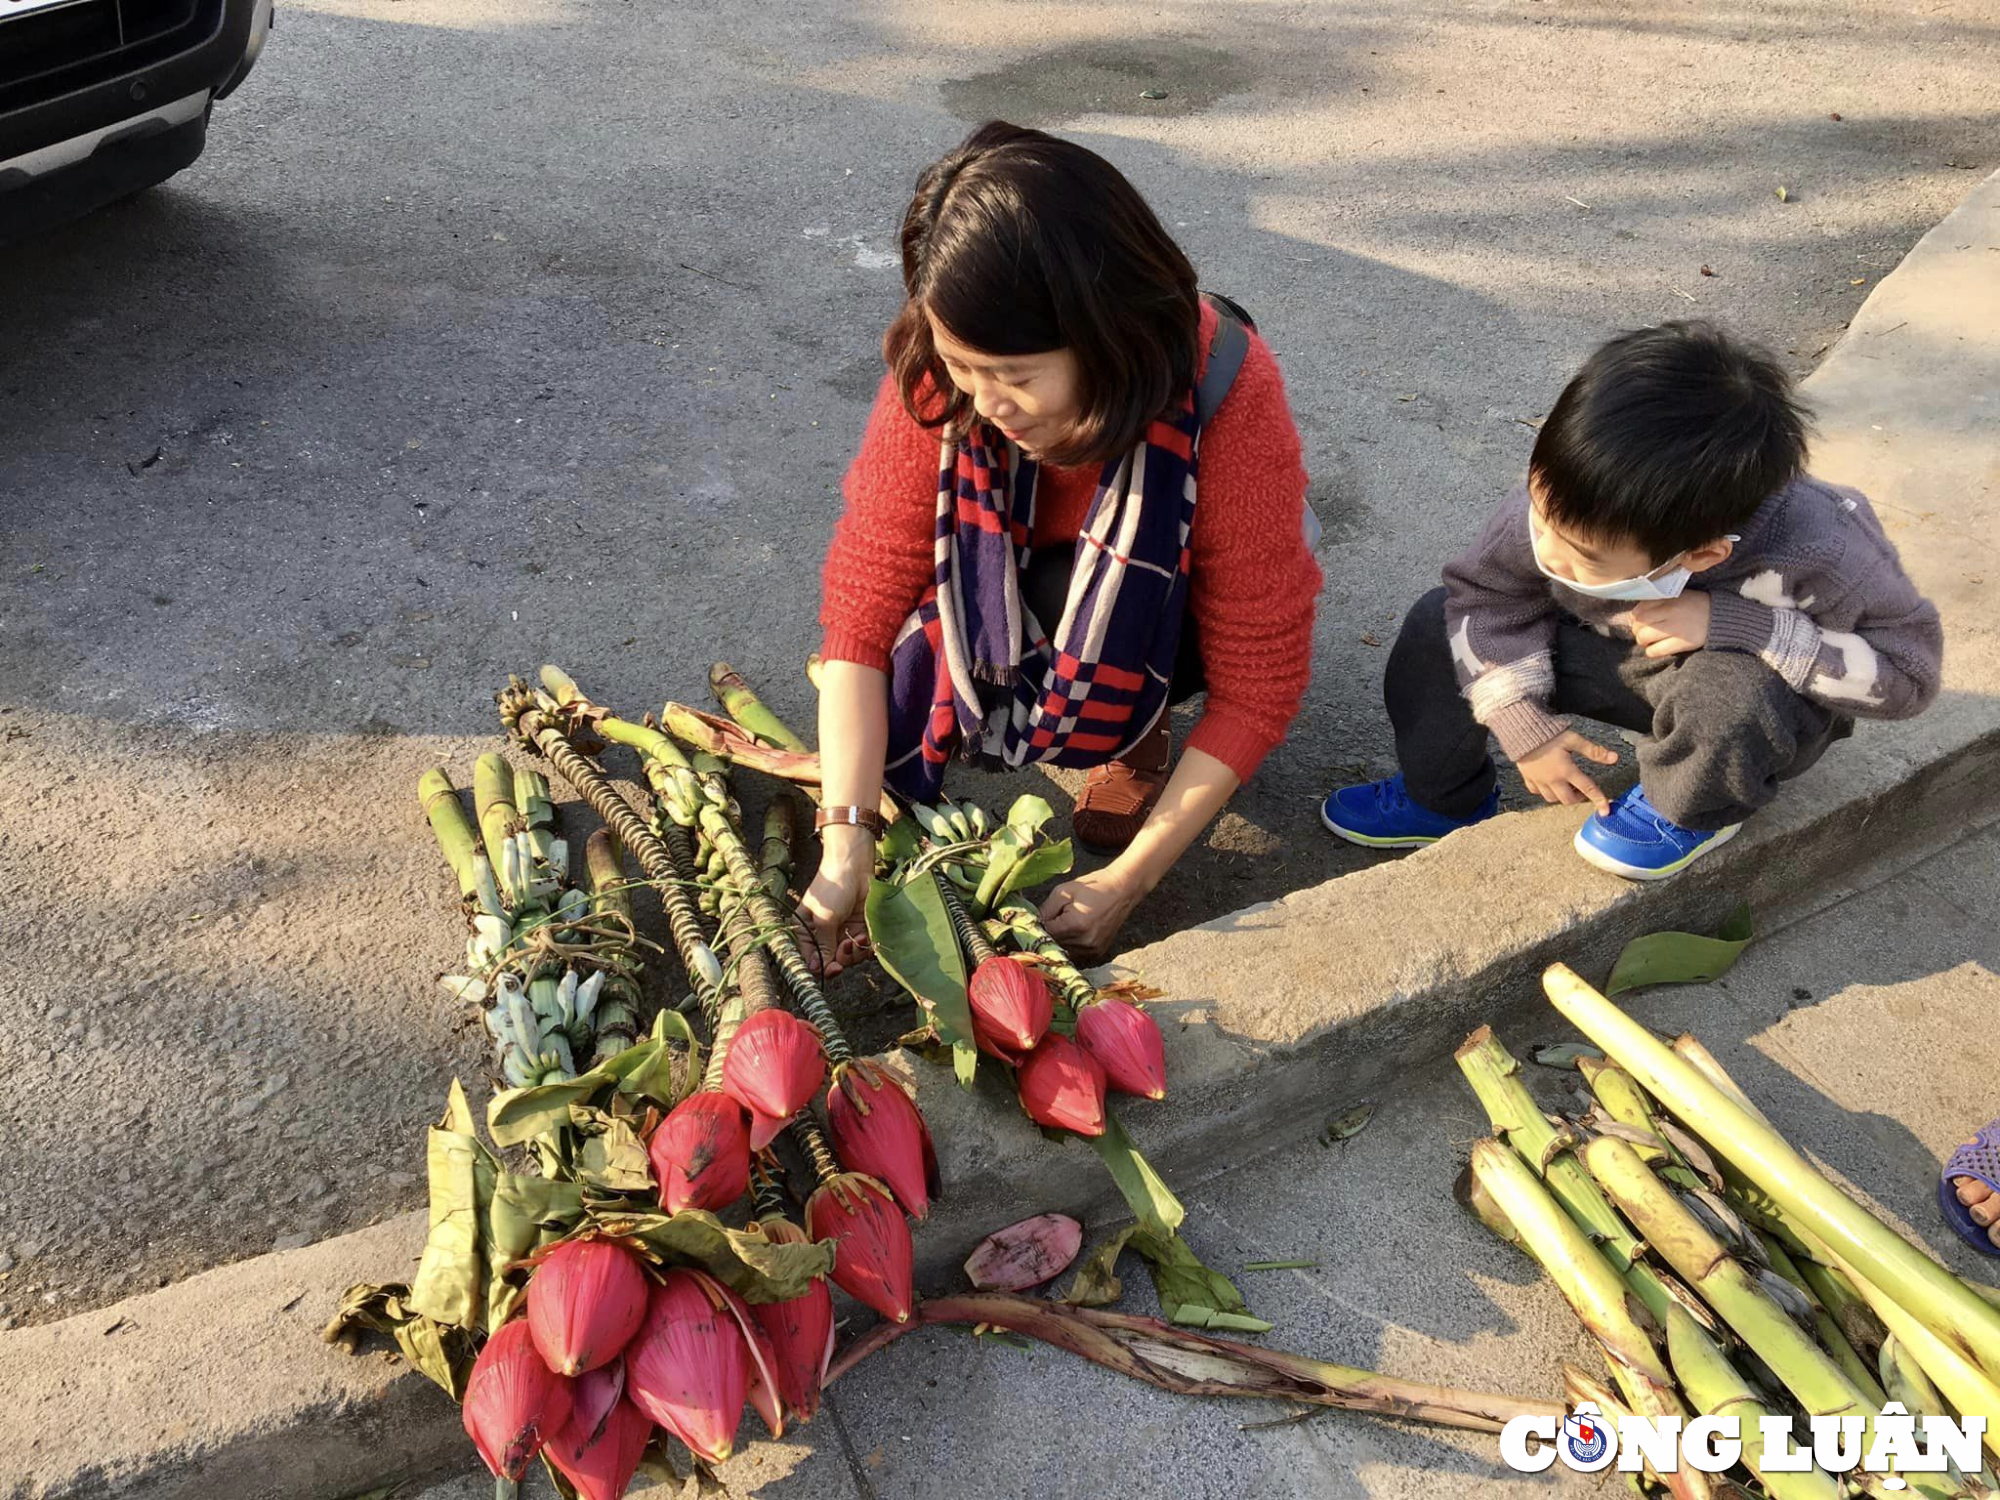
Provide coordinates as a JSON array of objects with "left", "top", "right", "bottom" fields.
[{"left": 1559, "top": 1403, "right": 1616, "bottom": 1471}]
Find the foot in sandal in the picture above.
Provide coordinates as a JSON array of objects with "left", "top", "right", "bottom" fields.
[{"left": 1940, "top": 1123, "right": 2000, "bottom": 1254}]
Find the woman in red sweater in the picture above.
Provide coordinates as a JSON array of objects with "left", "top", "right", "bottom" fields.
[{"left": 806, "top": 121, "right": 1321, "bottom": 967}]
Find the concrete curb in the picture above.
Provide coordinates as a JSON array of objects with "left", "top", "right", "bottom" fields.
[{"left": 9, "top": 170, "right": 1997, "bottom": 1500}]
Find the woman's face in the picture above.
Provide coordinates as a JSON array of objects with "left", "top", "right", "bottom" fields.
[{"left": 927, "top": 309, "right": 1081, "bottom": 457}]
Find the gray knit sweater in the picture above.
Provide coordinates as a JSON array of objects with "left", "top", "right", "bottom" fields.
[{"left": 1441, "top": 475, "right": 1945, "bottom": 760}]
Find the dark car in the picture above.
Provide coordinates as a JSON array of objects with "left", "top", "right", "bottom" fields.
[{"left": 0, "top": 0, "right": 270, "bottom": 238}]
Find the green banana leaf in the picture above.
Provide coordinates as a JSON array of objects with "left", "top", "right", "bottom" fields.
[
  {"left": 970, "top": 795, "right": 1072, "bottom": 913},
  {"left": 617, "top": 1011, "right": 703, "bottom": 1108},
  {"left": 997, "top": 838, "right": 1073, "bottom": 901},
  {"left": 1005, "top": 794, "right": 1056, "bottom": 836},
  {"left": 488, "top": 1015, "right": 698, "bottom": 1146},
  {"left": 598, "top": 1209, "right": 835, "bottom": 1303},
  {"left": 1085, "top": 1109, "right": 1185, "bottom": 1239},
  {"left": 876, "top": 814, "right": 925, "bottom": 866},
  {"left": 867, "top": 875, "right": 978, "bottom": 1086},
  {"left": 1061, "top": 1225, "right": 1266, "bottom": 1332},
  {"left": 407, "top": 1081, "right": 497, "bottom": 1330},
  {"left": 1606, "top": 903, "right": 1755, "bottom": 995},
  {"left": 1138, "top": 1228, "right": 1272, "bottom": 1333}
]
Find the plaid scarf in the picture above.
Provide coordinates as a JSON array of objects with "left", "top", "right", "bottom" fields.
[{"left": 883, "top": 393, "right": 1201, "bottom": 803}]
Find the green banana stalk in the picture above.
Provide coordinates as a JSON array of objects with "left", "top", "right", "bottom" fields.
[
  {"left": 1544, "top": 963, "right": 2000, "bottom": 1384},
  {"left": 1457, "top": 1028, "right": 1710, "bottom": 1334},
  {"left": 1583, "top": 1136, "right": 1887, "bottom": 1458},
  {"left": 710, "top": 661, "right": 809, "bottom": 752},
  {"left": 1468, "top": 1139, "right": 1703, "bottom": 1498},
  {"left": 1757, "top": 1231, "right": 1887, "bottom": 1406},
  {"left": 1664, "top": 1304, "right": 1840, "bottom": 1500}
]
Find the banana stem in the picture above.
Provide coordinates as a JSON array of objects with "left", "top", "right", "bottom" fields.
[
  {"left": 1583, "top": 1135, "right": 1879, "bottom": 1438},
  {"left": 995, "top": 898, "right": 1096, "bottom": 1013},
  {"left": 473, "top": 752, "right": 520, "bottom": 873},
  {"left": 1468, "top": 1138, "right": 1695, "bottom": 1474},
  {"left": 824, "top": 1293, "right": 1566, "bottom": 1435},
  {"left": 792, "top": 1116, "right": 843, "bottom": 1189},
  {"left": 1545, "top": 962, "right": 2000, "bottom": 1382},
  {"left": 1664, "top": 1304, "right": 1839, "bottom": 1500},
  {"left": 497, "top": 680, "right": 727, "bottom": 1024},
  {"left": 419, "top": 768, "right": 482, "bottom": 900},
  {"left": 1757, "top": 1231, "right": 1887, "bottom": 1407},
  {"left": 761, "top": 792, "right": 803, "bottom": 902},
  {"left": 751, "top": 1164, "right": 791, "bottom": 1222},
  {"left": 1456, "top": 1028, "right": 1696, "bottom": 1332},
  {"left": 660, "top": 701, "right": 897, "bottom": 821},
  {"left": 581, "top": 831, "right": 642, "bottom": 1066},
  {"left": 698, "top": 801, "right": 854, "bottom": 1067},
  {"left": 710, "top": 661, "right": 809, "bottom": 752},
  {"left": 936, "top": 875, "right": 998, "bottom": 967}
]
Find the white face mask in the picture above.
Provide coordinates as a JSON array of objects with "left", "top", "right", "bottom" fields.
[{"left": 1530, "top": 514, "right": 1737, "bottom": 603}]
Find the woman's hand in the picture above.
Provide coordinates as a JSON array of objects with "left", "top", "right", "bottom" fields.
[
  {"left": 1039, "top": 866, "right": 1145, "bottom": 965},
  {"left": 799, "top": 660, "right": 892, "bottom": 977},
  {"left": 796, "top": 829, "right": 874, "bottom": 978},
  {"left": 1037, "top": 745, "right": 1242, "bottom": 963}
]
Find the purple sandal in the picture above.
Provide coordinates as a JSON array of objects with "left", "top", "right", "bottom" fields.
[{"left": 1940, "top": 1122, "right": 2000, "bottom": 1256}]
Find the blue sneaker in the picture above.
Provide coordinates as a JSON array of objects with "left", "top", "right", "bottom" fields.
[
  {"left": 1574, "top": 785, "right": 1740, "bottom": 880},
  {"left": 1320, "top": 773, "right": 1500, "bottom": 848}
]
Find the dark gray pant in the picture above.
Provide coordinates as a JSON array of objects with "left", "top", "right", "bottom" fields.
[{"left": 1385, "top": 587, "right": 1850, "bottom": 831}]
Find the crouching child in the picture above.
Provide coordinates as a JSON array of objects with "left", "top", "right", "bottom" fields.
[{"left": 1322, "top": 320, "right": 1943, "bottom": 880}]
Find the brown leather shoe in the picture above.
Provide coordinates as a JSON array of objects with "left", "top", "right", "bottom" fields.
[{"left": 1071, "top": 717, "right": 1173, "bottom": 853}]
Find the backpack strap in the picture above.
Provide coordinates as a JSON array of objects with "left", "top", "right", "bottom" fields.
[
  {"left": 1195, "top": 292, "right": 1252, "bottom": 430},
  {"left": 1192, "top": 292, "right": 1320, "bottom": 551}
]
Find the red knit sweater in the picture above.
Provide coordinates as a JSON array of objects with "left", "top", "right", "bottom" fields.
[{"left": 819, "top": 302, "right": 1321, "bottom": 782}]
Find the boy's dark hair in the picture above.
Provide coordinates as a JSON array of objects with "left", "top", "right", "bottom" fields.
[
  {"left": 884, "top": 120, "right": 1199, "bottom": 467},
  {"left": 1530, "top": 321, "right": 1811, "bottom": 562}
]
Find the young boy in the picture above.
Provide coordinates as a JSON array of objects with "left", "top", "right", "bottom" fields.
[{"left": 1321, "top": 321, "right": 1943, "bottom": 880}]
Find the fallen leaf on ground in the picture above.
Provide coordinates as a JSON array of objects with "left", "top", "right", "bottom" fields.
[
  {"left": 1359, "top": 633, "right": 1382, "bottom": 647},
  {"left": 1775, "top": 185, "right": 1791, "bottom": 202},
  {"left": 1320, "top": 1102, "right": 1375, "bottom": 1143},
  {"left": 1531, "top": 1042, "right": 1603, "bottom": 1070},
  {"left": 1700, "top": 265, "right": 1716, "bottom": 277}
]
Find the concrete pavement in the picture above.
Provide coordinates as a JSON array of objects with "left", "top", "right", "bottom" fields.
[
  {"left": 409, "top": 822, "right": 2000, "bottom": 1500},
  {"left": 3, "top": 0, "right": 1999, "bottom": 1327}
]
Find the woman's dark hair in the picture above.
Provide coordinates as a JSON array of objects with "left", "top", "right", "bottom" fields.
[
  {"left": 884, "top": 120, "right": 1200, "bottom": 467},
  {"left": 1530, "top": 321, "right": 1811, "bottom": 562}
]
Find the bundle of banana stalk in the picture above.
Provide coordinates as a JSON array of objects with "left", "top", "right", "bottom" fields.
[
  {"left": 1458, "top": 963, "right": 2000, "bottom": 1499},
  {"left": 421, "top": 755, "right": 647, "bottom": 1086}
]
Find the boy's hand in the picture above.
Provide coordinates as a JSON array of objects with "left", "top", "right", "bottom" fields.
[
  {"left": 1631, "top": 593, "right": 1711, "bottom": 658},
  {"left": 1516, "top": 731, "right": 1619, "bottom": 815}
]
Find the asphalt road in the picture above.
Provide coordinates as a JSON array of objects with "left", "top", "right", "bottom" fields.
[{"left": 2, "top": 0, "right": 1996, "bottom": 1325}]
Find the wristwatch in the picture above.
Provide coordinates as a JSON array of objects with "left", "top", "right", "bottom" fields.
[{"left": 814, "top": 805, "right": 883, "bottom": 834}]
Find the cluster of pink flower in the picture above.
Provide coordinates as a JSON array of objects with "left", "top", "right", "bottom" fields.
[
  {"left": 462, "top": 1005, "right": 945, "bottom": 1496},
  {"left": 966, "top": 955, "right": 1167, "bottom": 1136},
  {"left": 462, "top": 1237, "right": 825, "bottom": 1499},
  {"left": 650, "top": 1009, "right": 936, "bottom": 1325}
]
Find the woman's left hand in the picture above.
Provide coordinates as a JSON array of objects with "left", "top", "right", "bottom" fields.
[{"left": 1039, "top": 866, "right": 1145, "bottom": 964}]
